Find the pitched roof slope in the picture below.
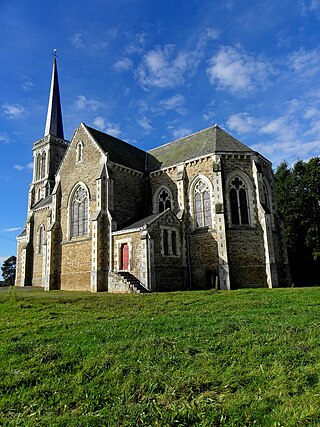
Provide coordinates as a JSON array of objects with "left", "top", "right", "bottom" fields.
[
  {"left": 85, "top": 125, "right": 146, "bottom": 172},
  {"left": 147, "top": 125, "right": 254, "bottom": 171}
]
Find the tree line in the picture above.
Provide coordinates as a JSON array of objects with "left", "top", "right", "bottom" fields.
[{"left": 275, "top": 156, "right": 320, "bottom": 286}]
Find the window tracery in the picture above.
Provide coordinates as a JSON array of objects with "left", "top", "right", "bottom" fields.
[
  {"left": 71, "top": 185, "right": 89, "bottom": 238},
  {"left": 193, "top": 179, "right": 212, "bottom": 228},
  {"left": 229, "top": 176, "right": 249, "bottom": 225},
  {"left": 158, "top": 189, "right": 171, "bottom": 213}
]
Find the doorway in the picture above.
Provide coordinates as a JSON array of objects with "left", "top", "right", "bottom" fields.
[{"left": 120, "top": 243, "right": 129, "bottom": 271}]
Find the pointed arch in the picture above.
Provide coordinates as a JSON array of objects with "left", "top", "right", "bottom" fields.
[
  {"left": 226, "top": 170, "right": 253, "bottom": 226},
  {"left": 189, "top": 174, "right": 213, "bottom": 229},
  {"left": 41, "top": 152, "right": 46, "bottom": 178},
  {"left": 153, "top": 186, "right": 173, "bottom": 213},
  {"left": 36, "top": 153, "right": 42, "bottom": 180},
  {"left": 68, "top": 182, "right": 90, "bottom": 239}
]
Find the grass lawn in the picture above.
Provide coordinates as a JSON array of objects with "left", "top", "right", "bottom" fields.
[{"left": 1, "top": 287, "right": 320, "bottom": 426}]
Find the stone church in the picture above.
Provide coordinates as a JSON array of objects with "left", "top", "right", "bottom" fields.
[{"left": 15, "top": 57, "right": 290, "bottom": 292}]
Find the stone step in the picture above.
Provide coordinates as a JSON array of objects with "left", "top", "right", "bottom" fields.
[{"left": 117, "top": 272, "right": 150, "bottom": 293}]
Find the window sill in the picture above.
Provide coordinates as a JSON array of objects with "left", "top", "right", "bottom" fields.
[{"left": 190, "top": 226, "right": 215, "bottom": 234}]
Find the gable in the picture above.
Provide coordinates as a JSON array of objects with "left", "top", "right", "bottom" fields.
[{"left": 85, "top": 125, "right": 146, "bottom": 173}]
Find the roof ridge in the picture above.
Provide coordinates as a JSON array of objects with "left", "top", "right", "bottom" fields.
[{"left": 148, "top": 124, "right": 219, "bottom": 153}]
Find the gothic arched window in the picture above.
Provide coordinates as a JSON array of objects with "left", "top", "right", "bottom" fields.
[
  {"left": 193, "top": 179, "right": 212, "bottom": 228},
  {"left": 229, "top": 177, "right": 249, "bottom": 225},
  {"left": 158, "top": 189, "right": 171, "bottom": 213},
  {"left": 41, "top": 152, "right": 46, "bottom": 179},
  {"left": 36, "top": 153, "right": 41, "bottom": 180},
  {"left": 263, "top": 182, "right": 270, "bottom": 212},
  {"left": 71, "top": 185, "right": 89, "bottom": 237}
]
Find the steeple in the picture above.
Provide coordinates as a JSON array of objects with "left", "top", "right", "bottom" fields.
[{"left": 44, "top": 51, "right": 64, "bottom": 139}]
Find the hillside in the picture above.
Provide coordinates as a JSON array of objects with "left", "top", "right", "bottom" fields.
[{"left": 1, "top": 288, "right": 320, "bottom": 426}]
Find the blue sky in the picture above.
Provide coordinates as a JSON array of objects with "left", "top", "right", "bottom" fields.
[{"left": 0, "top": 0, "right": 320, "bottom": 277}]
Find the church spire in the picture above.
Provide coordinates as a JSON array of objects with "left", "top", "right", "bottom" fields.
[{"left": 44, "top": 50, "right": 64, "bottom": 139}]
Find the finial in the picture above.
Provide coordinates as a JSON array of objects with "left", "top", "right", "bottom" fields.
[{"left": 53, "top": 49, "right": 58, "bottom": 58}]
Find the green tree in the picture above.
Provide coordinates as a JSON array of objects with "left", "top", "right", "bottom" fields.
[
  {"left": 1, "top": 255, "right": 16, "bottom": 286},
  {"left": 275, "top": 157, "right": 320, "bottom": 285}
]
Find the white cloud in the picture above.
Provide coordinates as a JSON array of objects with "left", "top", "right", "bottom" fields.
[
  {"left": 137, "top": 45, "right": 189, "bottom": 89},
  {"left": 288, "top": 48, "right": 320, "bottom": 76},
  {"left": 93, "top": 116, "right": 122, "bottom": 138},
  {"left": 2, "top": 103, "right": 25, "bottom": 119},
  {"left": 0, "top": 133, "right": 10, "bottom": 144},
  {"left": 303, "top": 107, "right": 320, "bottom": 119},
  {"left": 207, "top": 45, "right": 268, "bottom": 94},
  {"left": 227, "top": 112, "right": 257, "bottom": 133},
  {"left": 14, "top": 162, "right": 33, "bottom": 171},
  {"left": 259, "top": 116, "right": 291, "bottom": 135},
  {"left": 310, "top": 0, "right": 320, "bottom": 10},
  {"left": 172, "top": 128, "right": 193, "bottom": 139},
  {"left": 70, "top": 33, "right": 85, "bottom": 49},
  {"left": 138, "top": 117, "right": 152, "bottom": 131},
  {"left": 75, "top": 95, "right": 103, "bottom": 111},
  {"left": 113, "top": 58, "right": 133, "bottom": 72},
  {"left": 21, "top": 79, "right": 34, "bottom": 91},
  {"left": 0, "top": 227, "right": 21, "bottom": 233},
  {"left": 158, "top": 94, "right": 186, "bottom": 114},
  {"left": 14, "top": 165, "right": 24, "bottom": 171},
  {"left": 253, "top": 139, "right": 320, "bottom": 166},
  {"left": 126, "top": 32, "right": 147, "bottom": 54},
  {"left": 206, "top": 27, "right": 220, "bottom": 40},
  {"left": 202, "top": 111, "right": 215, "bottom": 122},
  {"left": 135, "top": 29, "right": 219, "bottom": 89},
  {"left": 304, "top": 119, "right": 320, "bottom": 136}
]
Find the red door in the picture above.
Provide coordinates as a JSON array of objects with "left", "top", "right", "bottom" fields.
[{"left": 120, "top": 243, "right": 129, "bottom": 270}]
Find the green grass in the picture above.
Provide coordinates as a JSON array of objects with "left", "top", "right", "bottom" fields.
[{"left": 1, "top": 287, "right": 320, "bottom": 426}]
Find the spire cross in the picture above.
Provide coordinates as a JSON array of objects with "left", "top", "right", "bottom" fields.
[{"left": 53, "top": 49, "right": 58, "bottom": 58}]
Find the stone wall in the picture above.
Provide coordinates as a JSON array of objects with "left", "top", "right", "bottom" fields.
[
  {"left": 60, "top": 238, "right": 92, "bottom": 291},
  {"left": 189, "top": 230, "right": 219, "bottom": 289},
  {"left": 149, "top": 212, "right": 186, "bottom": 291},
  {"left": 31, "top": 208, "right": 50, "bottom": 287},
  {"left": 227, "top": 229, "right": 267, "bottom": 288},
  {"left": 111, "top": 166, "right": 145, "bottom": 226}
]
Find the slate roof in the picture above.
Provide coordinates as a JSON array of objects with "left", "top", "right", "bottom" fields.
[
  {"left": 33, "top": 195, "right": 52, "bottom": 210},
  {"left": 119, "top": 213, "right": 160, "bottom": 231},
  {"left": 45, "top": 58, "right": 64, "bottom": 139},
  {"left": 85, "top": 125, "right": 146, "bottom": 173},
  {"left": 147, "top": 125, "right": 254, "bottom": 171},
  {"left": 17, "top": 229, "right": 27, "bottom": 238}
]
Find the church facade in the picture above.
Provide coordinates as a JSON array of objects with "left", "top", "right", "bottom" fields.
[{"left": 15, "top": 58, "right": 290, "bottom": 292}]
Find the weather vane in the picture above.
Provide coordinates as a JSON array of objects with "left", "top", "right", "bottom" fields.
[{"left": 53, "top": 49, "right": 58, "bottom": 58}]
